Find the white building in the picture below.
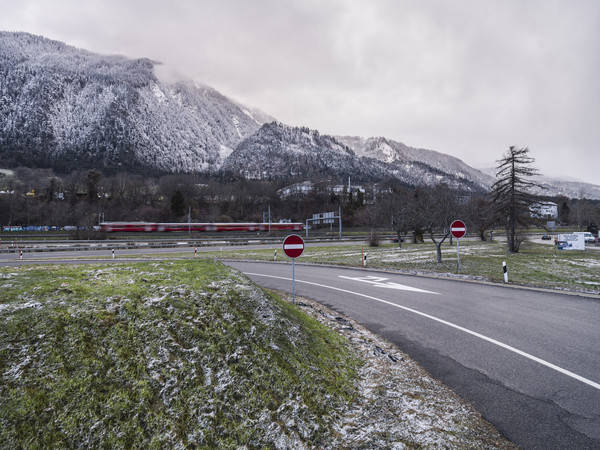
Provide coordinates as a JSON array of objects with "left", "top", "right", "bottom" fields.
[
  {"left": 530, "top": 201, "right": 558, "bottom": 219},
  {"left": 277, "top": 181, "right": 314, "bottom": 198}
]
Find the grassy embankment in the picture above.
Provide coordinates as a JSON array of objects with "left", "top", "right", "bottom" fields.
[{"left": 0, "top": 260, "right": 359, "bottom": 448}]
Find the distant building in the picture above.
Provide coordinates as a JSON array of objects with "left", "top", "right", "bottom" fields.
[
  {"left": 332, "top": 184, "right": 365, "bottom": 195},
  {"left": 277, "top": 180, "right": 388, "bottom": 205},
  {"left": 277, "top": 181, "right": 314, "bottom": 198},
  {"left": 530, "top": 201, "right": 558, "bottom": 219}
]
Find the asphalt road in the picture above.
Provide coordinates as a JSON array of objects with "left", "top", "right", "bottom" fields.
[{"left": 225, "top": 261, "right": 600, "bottom": 450}]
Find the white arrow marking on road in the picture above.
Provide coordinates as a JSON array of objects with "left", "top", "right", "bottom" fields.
[{"left": 338, "top": 275, "right": 438, "bottom": 294}]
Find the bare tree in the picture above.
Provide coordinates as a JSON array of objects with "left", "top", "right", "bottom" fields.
[
  {"left": 386, "top": 187, "right": 414, "bottom": 249},
  {"left": 86, "top": 169, "right": 102, "bottom": 204},
  {"left": 573, "top": 200, "right": 600, "bottom": 233},
  {"left": 466, "top": 196, "right": 497, "bottom": 241},
  {"left": 418, "top": 184, "right": 461, "bottom": 263},
  {"left": 490, "top": 146, "right": 542, "bottom": 253},
  {"left": 63, "top": 170, "right": 86, "bottom": 205}
]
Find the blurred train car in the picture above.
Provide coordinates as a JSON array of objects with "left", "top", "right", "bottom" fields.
[{"left": 100, "top": 222, "right": 303, "bottom": 232}]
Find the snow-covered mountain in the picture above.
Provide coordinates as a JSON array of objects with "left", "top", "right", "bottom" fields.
[
  {"left": 0, "top": 31, "right": 266, "bottom": 173},
  {"left": 223, "top": 123, "right": 491, "bottom": 191},
  {"left": 534, "top": 177, "right": 600, "bottom": 200},
  {"left": 1, "top": 31, "right": 598, "bottom": 198},
  {"left": 337, "top": 136, "right": 494, "bottom": 190},
  {"left": 221, "top": 122, "right": 389, "bottom": 181},
  {"left": 480, "top": 168, "right": 600, "bottom": 200}
]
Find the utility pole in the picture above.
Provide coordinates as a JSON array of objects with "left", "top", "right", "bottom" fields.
[
  {"left": 263, "top": 206, "right": 272, "bottom": 234},
  {"left": 339, "top": 204, "right": 342, "bottom": 240}
]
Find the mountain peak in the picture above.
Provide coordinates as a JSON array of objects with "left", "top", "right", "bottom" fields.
[
  {"left": 1, "top": 32, "right": 598, "bottom": 198},
  {"left": 0, "top": 31, "right": 263, "bottom": 173}
]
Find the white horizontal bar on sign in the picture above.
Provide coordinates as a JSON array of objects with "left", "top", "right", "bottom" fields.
[
  {"left": 451, "top": 227, "right": 466, "bottom": 231},
  {"left": 284, "top": 244, "right": 304, "bottom": 249}
]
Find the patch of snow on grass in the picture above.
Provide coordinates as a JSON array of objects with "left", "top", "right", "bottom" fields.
[
  {"left": 567, "top": 259, "right": 600, "bottom": 268},
  {"left": 290, "top": 295, "right": 516, "bottom": 449},
  {"left": 0, "top": 299, "right": 43, "bottom": 313}
]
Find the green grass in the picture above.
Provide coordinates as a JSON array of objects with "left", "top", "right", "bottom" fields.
[
  {"left": 181, "top": 240, "right": 599, "bottom": 294},
  {"left": 0, "top": 260, "right": 360, "bottom": 448}
]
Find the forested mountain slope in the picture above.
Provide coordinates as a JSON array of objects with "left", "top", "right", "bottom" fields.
[
  {"left": 0, "top": 31, "right": 264, "bottom": 173},
  {"left": 1, "top": 31, "right": 597, "bottom": 197}
]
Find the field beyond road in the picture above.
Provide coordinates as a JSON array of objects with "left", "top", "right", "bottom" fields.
[
  {"left": 201, "top": 240, "right": 600, "bottom": 296},
  {"left": 5, "top": 235, "right": 597, "bottom": 295}
]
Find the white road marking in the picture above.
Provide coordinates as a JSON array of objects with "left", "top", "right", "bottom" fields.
[
  {"left": 244, "top": 271, "right": 600, "bottom": 391},
  {"left": 338, "top": 275, "right": 438, "bottom": 294}
]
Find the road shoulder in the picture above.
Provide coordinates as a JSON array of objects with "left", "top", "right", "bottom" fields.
[{"left": 271, "top": 289, "right": 516, "bottom": 448}]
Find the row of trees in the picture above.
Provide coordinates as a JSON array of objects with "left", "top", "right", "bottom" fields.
[
  {"left": 1, "top": 148, "right": 598, "bottom": 258},
  {"left": 381, "top": 147, "right": 598, "bottom": 259}
]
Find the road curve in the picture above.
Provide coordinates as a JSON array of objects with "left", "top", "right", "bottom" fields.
[{"left": 225, "top": 261, "right": 600, "bottom": 449}]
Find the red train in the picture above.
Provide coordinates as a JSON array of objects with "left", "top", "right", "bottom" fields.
[{"left": 99, "top": 222, "right": 304, "bottom": 233}]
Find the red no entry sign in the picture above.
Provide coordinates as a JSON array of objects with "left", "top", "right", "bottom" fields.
[
  {"left": 450, "top": 220, "right": 467, "bottom": 239},
  {"left": 283, "top": 234, "right": 305, "bottom": 259}
]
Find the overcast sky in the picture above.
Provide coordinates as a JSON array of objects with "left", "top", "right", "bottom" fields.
[{"left": 2, "top": 0, "right": 599, "bottom": 185}]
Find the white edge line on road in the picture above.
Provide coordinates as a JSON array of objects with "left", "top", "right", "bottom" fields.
[{"left": 245, "top": 272, "right": 600, "bottom": 391}]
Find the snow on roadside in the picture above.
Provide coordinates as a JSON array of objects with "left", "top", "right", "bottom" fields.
[{"left": 285, "top": 294, "right": 516, "bottom": 449}]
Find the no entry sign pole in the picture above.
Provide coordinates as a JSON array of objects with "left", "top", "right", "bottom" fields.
[
  {"left": 292, "top": 258, "right": 295, "bottom": 303},
  {"left": 450, "top": 220, "right": 466, "bottom": 274},
  {"left": 457, "top": 239, "right": 460, "bottom": 274},
  {"left": 283, "top": 234, "right": 305, "bottom": 305}
]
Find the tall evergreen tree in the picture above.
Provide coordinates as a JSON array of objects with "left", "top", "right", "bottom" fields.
[
  {"left": 86, "top": 170, "right": 102, "bottom": 204},
  {"left": 170, "top": 190, "right": 186, "bottom": 218},
  {"left": 490, "top": 146, "right": 542, "bottom": 253}
]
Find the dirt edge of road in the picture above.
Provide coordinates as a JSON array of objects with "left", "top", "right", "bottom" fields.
[{"left": 272, "top": 289, "right": 517, "bottom": 448}]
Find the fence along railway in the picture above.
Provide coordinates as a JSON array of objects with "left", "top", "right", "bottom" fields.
[{"left": 1, "top": 222, "right": 303, "bottom": 233}]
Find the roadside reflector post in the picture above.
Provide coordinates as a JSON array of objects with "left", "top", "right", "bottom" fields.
[
  {"left": 363, "top": 253, "right": 367, "bottom": 267},
  {"left": 194, "top": 246, "right": 197, "bottom": 259},
  {"left": 19, "top": 248, "right": 22, "bottom": 260},
  {"left": 112, "top": 249, "right": 115, "bottom": 259},
  {"left": 503, "top": 261, "right": 508, "bottom": 283}
]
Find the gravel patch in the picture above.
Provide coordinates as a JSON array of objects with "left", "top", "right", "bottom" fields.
[{"left": 277, "top": 292, "right": 517, "bottom": 449}]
